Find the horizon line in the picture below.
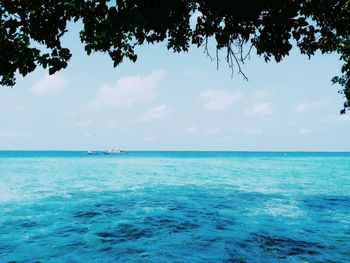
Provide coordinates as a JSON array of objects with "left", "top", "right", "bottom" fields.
[{"left": 1, "top": 149, "right": 350, "bottom": 153}]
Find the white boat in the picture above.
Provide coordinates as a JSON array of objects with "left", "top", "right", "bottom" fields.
[
  {"left": 103, "top": 149, "right": 126, "bottom": 155},
  {"left": 87, "top": 151, "right": 98, "bottom": 155}
]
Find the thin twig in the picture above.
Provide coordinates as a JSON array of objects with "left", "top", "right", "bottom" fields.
[{"left": 203, "top": 37, "right": 215, "bottom": 61}]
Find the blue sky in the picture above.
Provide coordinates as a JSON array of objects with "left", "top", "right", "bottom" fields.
[{"left": 1, "top": 24, "right": 350, "bottom": 151}]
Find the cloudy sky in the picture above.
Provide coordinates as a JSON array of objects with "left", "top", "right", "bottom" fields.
[{"left": 1, "top": 24, "right": 350, "bottom": 151}]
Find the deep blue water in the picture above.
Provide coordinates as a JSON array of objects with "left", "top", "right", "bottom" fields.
[{"left": 0, "top": 151, "right": 349, "bottom": 262}]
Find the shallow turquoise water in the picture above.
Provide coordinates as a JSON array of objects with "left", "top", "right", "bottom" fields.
[{"left": 0, "top": 151, "right": 349, "bottom": 262}]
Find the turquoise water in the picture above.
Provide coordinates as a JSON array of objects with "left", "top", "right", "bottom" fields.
[{"left": 0, "top": 151, "right": 349, "bottom": 262}]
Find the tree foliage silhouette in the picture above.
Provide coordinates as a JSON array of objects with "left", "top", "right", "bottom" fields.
[{"left": 1, "top": 0, "right": 350, "bottom": 112}]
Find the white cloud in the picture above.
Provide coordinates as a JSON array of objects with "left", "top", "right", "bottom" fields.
[
  {"left": 246, "top": 128, "right": 263, "bottom": 136},
  {"left": 182, "top": 69, "right": 208, "bottom": 80},
  {"left": 245, "top": 102, "right": 275, "bottom": 117},
  {"left": 104, "top": 121, "right": 125, "bottom": 131},
  {"left": 87, "top": 70, "right": 167, "bottom": 111},
  {"left": 284, "top": 121, "right": 295, "bottom": 127},
  {"left": 74, "top": 120, "right": 91, "bottom": 128},
  {"left": 253, "top": 90, "right": 272, "bottom": 101},
  {"left": 205, "top": 128, "right": 220, "bottom": 135},
  {"left": 144, "top": 136, "right": 156, "bottom": 142},
  {"left": 295, "top": 100, "right": 328, "bottom": 113},
  {"left": 0, "top": 130, "right": 27, "bottom": 138},
  {"left": 298, "top": 128, "right": 311, "bottom": 135},
  {"left": 219, "top": 136, "right": 232, "bottom": 142},
  {"left": 185, "top": 126, "right": 198, "bottom": 133},
  {"left": 14, "top": 105, "right": 24, "bottom": 112},
  {"left": 31, "top": 74, "right": 69, "bottom": 95},
  {"left": 105, "top": 121, "right": 117, "bottom": 129},
  {"left": 134, "top": 104, "right": 169, "bottom": 123},
  {"left": 200, "top": 90, "right": 242, "bottom": 111}
]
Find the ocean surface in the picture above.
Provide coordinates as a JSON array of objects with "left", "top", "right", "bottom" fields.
[{"left": 0, "top": 151, "right": 349, "bottom": 262}]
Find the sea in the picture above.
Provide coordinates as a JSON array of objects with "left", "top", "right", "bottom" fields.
[{"left": 0, "top": 151, "right": 349, "bottom": 262}]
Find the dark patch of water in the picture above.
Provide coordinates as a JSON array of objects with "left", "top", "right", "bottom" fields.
[
  {"left": 303, "top": 196, "right": 350, "bottom": 212},
  {"left": 96, "top": 223, "right": 153, "bottom": 244},
  {"left": 53, "top": 226, "right": 89, "bottom": 238},
  {"left": 247, "top": 232, "right": 324, "bottom": 257},
  {"left": 74, "top": 211, "right": 102, "bottom": 218}
]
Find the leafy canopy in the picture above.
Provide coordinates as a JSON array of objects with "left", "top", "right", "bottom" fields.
[{"left": 1, "top": 0, "right": 350, "bottom": 112}]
